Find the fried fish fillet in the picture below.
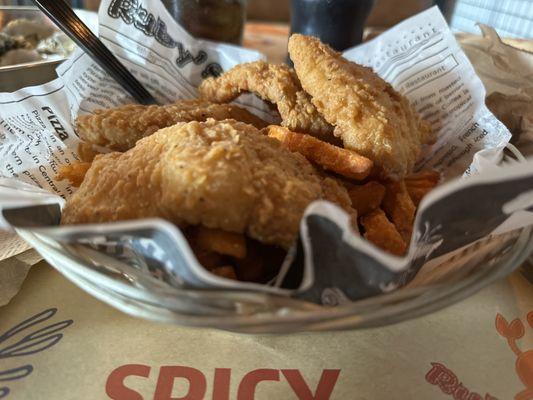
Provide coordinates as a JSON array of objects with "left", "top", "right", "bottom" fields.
[
  {"left": 62, "top": 119, "right": 351, "bottom": 249},
  {"left": 198, "top": 60, "right": 334, "bottom": 141},
  {"left": 288, "top": 34, "right": 433, "bottom": 178},
  {"left": 75, "top": 99, "right": 268, "bottom": 152}
]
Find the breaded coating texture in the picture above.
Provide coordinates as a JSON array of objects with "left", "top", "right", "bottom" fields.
[
  {"left": 288, "top": 34, "right": 433, "bottom": 178},
  {"left": 198, "top": 60, "right": 334, "bottom": 141},
  {"left": 75, "top": 99, "right": 268, "bottom": 152},
  {"left": 62, "top": 119, "right": 350, "bottom": 249}
]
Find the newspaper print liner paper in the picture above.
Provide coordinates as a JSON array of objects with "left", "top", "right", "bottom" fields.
[{"left": 0, "top": 1, "right": 532, "bottom": 304}]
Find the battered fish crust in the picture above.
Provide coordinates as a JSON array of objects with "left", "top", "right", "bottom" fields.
[
  {"left": 62, "top": 119, "right": 350, "bottom": 249},
  {"left": 198, "top": 60, "right": 334, "bottom": 141},
  {"left": 75, "top": 99, "right": 268, "bottom": 152},
  {"left": 288, "top": 34, "right": 433, "bottom": 178}
]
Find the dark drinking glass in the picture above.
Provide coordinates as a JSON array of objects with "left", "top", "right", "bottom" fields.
[
  {"left": 290, "top": 0, "right": 375, "bottom": 52},
  {"left": 162, "top": 0, "right": 246, "bottom": 45},
  {"left": 434, "top": 0, "right": 456, "bottom": 22}
]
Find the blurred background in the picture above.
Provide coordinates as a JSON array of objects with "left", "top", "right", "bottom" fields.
[
  {"left": 0, "top": 0, "right": 530, "bottom": 38},
  {"left": 1, "top": 0, "right": 429, "bottom": 28}
]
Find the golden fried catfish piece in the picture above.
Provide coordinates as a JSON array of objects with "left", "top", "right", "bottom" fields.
[
  {"left": 62, "top": 119, "right": 351, "bottom": 249},
  {"left": 198, "top": 60, "right": 334, "bottom": 141},
  {"left": 75, "top": 99, "right": 268, "bottom": 151},
  {"left": 289, "top": 34, "right": 433, "bottom": 178}
]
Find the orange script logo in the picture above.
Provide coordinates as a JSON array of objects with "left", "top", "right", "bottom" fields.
[
  {"left": 425, "top": 362, "right": 498, "bottom": 399},
  {"left": 495, "top": 312, "right": 533, "bottom": 400}
]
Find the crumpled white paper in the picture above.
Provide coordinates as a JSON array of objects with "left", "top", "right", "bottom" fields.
[{"left": 459, "top": 25, "right": 533, "bottom": 159}]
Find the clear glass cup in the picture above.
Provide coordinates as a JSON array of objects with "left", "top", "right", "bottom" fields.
[{"left": 16, "top": 218, "right": 533, "bottom": 333}]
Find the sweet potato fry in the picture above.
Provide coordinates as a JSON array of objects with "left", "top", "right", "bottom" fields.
[
  {"left": 194, "top": 226, "right": 247, "bottom": 259},
  {"left": 406, "top": 185, "right": 434, "bottom": 207},
  {"left": 347, "top": 181, "right": 386, "bottom": 216},
  {"left": 211, "top": 266, "right": 238, "bottom": 280},
  {"left": 77, "top": 142, "right": 101, "bottom": 162},
  {"left": 266, "top": 125, "right": 373, "bottom": 180},
  {"left": 405, "top": 170, "right": 440, "bottom": 206},
  {"left": 360, "top": 208, "right": 407, "bottom": 256},
  {"left": 405, "top": 170, "right": 440, "bottom": 185},
  {"left": 192, "top": 248, "right": 225, "bottom": 270},
  {"left": 233, "top": 239, "right": 287, "bottom": 283},
  {"left": 234, "top": 243, "right": 266, "bottom": 282},
  {"left": 382, "top": 180, "right": 416, "bottom": 243},
  {"left": 56, "top": 162, "right": 92, "bottom": 187}
]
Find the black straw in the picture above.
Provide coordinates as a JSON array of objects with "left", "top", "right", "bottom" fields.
[{"left": 32, "top": 0, "right": 159, "bottom": 105}]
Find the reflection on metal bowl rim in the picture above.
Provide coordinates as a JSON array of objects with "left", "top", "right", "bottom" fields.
[
  {"left": 0, "top": 56, "right": 63, "bottom": 72},
  {"left": 0, "top": 59, "right": 63, "bottom": 92}
]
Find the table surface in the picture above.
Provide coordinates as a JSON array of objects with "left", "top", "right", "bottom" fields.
[
  {"left": 243, "top": 22, "right": 533, "bottom": 63},
  {"left": 0, "top": 260, "right": 531, "bottom": 399}
]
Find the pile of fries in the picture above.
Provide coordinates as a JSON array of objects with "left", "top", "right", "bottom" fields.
[
  {"left": 184, "top": 225, "right": 286, "bottom": 282},
  {"left": 266, "top": 126, "right": 440, "bottom": 257}
]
